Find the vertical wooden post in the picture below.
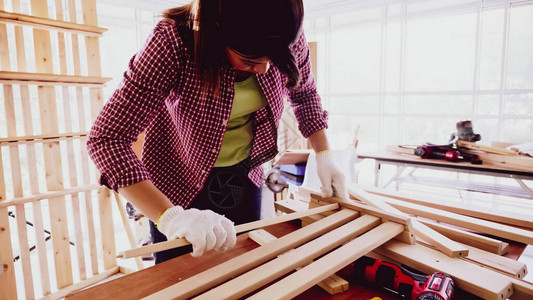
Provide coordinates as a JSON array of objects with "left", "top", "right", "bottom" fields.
[
  {"left": 81, "top": 0, "right": 116, "bottom": 270},
  {"left": 66, "top": 0, "right": 100, "bottom": 275},
  {"left": 55, "top": 0, "right": 88, "bottom": 281},
  {"left": 0, "top": 2, "right": 18, "bottom": 299},
  {"left": 0, "top": 2, "right": 35, "bottom": 297},
  {"left": 11, "top": 0, "right": 53, "bottom": 294},
  {"left": 30, "top": 0, "right": 74, "bottom": 289}
]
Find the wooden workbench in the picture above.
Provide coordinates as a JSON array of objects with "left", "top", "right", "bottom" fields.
[{"left": 359, "top": 150, "right": 533, "bottom": 199}]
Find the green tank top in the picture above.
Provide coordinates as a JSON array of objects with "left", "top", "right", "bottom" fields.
[{"left": 214, "top": 75, "right": 267, "bottom": 167}]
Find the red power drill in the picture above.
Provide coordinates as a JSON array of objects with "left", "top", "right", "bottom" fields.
[
  {"left": 414, "top": 145, "right": 482, "bottom": 164},
  {"left": 354, "top": 256, "right": 455, "bottom": 300}
]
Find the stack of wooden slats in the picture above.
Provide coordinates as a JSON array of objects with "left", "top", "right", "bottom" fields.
[{"left": 276, "top": 185, "right": 533, "bottom": 299}]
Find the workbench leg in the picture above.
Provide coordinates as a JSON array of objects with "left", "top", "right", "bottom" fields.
[
  {"left": 515, "top": 179, "right": 533, "bottom": 199},
  {"left": 383, "top": 166, "right": 405, "bottom": 189},
  {"left": 374, "top": 162, "right": 380, "bottom": 187}
]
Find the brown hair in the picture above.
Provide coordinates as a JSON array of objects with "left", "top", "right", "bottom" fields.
[{"left": 164, "top": 0, "right": 304, "bottom": 94}]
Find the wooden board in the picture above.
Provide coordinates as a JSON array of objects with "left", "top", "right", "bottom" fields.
[
  {"left": 143, "top": 209, "right": 359, "bottom": 300},
  {"left": 419, "top": 219, "right": 509, "bottom": 255},
  {"left": 248, "top": 222, "right": 404, "bottom": 299},
  {"left": 194, "top": 215, "right": 380, "bottom": 299},
  {"left": 366, "top": 187, "right": 533, "bottom": 229}
]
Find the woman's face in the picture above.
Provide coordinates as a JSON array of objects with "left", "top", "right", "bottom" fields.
[{"left": 225, "top": 47, "right": 271, "bottom": 75}]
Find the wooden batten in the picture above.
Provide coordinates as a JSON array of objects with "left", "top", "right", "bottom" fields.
[
  {"left": 0, "top": 132, "right": 89, "bottom": 145},
  {"left": 196, "top": 215, "right": 380, "bottom": 299},
  {"left": 366, "top": 187, "right": 533, "bottom": 229},
  {"left": 419, "top": 219, "right": 509, "bottom": 255},
  {"left": 0, "top": 207, "right": 18, "bottom": 299},
  {"left": 248, "top": 222, "right": 405, "bottom": 300},
  {"left": 0, "top": 71, "right": 112, "bottom": 85},
  {"left": 143, "top": 209, "right": 359, "bottom": 300},
  {"left": 118, "top": 203, "right": 340, "bottom": 259},
  {"left": 382, "top": 195, "right": 533, "bottom": 245},
  {"left": 0, "top": 9, "right": 107, "bottom": 36},
  {"left": 0, "top": 184, "right": 99, "bottom": 208}
]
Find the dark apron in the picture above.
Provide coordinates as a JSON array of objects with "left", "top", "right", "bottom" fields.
[{"left": 150, "top": 158, "right": 262, "bottom": 264}]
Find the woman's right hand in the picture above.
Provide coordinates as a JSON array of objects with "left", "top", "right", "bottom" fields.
[{"left": 157, "top": 206, "right": 237, "bottom": 257}]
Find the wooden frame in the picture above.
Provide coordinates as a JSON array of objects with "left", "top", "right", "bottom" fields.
[
  {"left": 143, "top": 201, "right": 412, "bottom": 299},
  {"left": 0, "top": 0, "right": 135, "bottom": 298}
]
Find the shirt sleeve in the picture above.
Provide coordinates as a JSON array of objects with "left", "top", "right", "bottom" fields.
[
  {"left": 287, "top": 30, "right": 328, "bottom": 138},
  {"left": 87, "top": 20, "right": 181, "bottom": 191}
]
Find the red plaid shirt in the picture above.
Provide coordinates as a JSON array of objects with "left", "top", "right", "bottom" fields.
[{"left": 87, "top": 20, "right": 328, "bottom": 207}]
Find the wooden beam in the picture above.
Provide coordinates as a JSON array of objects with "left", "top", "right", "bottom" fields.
[
  {"left": 460, "top": 243, "right": 526, "bottom": 279},
  {"left": 0, "top": 9, "right": 107, "bottom": 36},
  {"left": 0, "top": 132, "right": 89, "bottom": 145},
  {"left": 114, "top": 194, "right": 144, "bottom": 270},
  {"left": 0, "top": 71, "right": 111, "bottom": 85},
  {"left": 382, "top": 195, "right": 533, "bottom": 245},
  {"left": 375, "top": 240, "right": 514, "bottom": 300},
  {"left": 118, "top": 203, "right": 339, "bottom": 259},
  {"left": 247, "top": 229, "right": 349, "bottom": 294},
  {"left": 195, "top": 215, "right": 380, "bottom": 299},
  {"left": 351, "top": 186, "right": 468, "bottom": 257},
  {"left": 40, "top": 266, "right": 119, "bottom": 300},
  {"left": 248, "top": 222, "right": 405, "bottom": 300},
  {"left": 0, "top": 207, "right": 18, "bottom": 299},
  {"left": 142, "top": 209, "right": 359, "bottom": 300},
  {"left": 419, "top": 219, "right": 509, "bottom": 255},
  {"left": 366, "top": 187, "right": 533, "bottom": 229},
  {"left": 0, "top": 184, "right": 100, "bottom": 208},
  {"left": 456, "top": 140, "right": 519, "bottom": 156}
]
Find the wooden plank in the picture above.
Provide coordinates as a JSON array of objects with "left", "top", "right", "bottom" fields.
[
  {"left": 15, "top": 205, "right": 35, "bottom": 299},
  {"left": 55, "top": 0, "right": 88, "bottom": 281},
  {"left": 40, "top": 266, "right": 120, "bottom": 300},
  {"left": 0, "top": 184, "right": 100, "bottom": 207},
  {"left": 347, "top": 185, "right": 468, "bottom": 257},
  {"left": 0, "top": 9, "right": 107, "bottom": 36},
  {"left": 197, "top": 215, "right": 380, "bottom": 299},
  {"left": 142, "top": 209, "right": 359, "bottom": 300},
  {"left": 457, "top": 140, "right": 519, "bottom": 156},
  {"left": 511, "top": 278, "right": 533, "bottom": 300},
  {"left": 117, "top": 203, "right": 340, "bottom": 259},
  {"left": 1, "top": 7, "right": 36, "bottom": 298},
  {"left": 0, "top": 71, "right": 111, "bottom": 85},
  {"left": 114, "top": 193, "right": 143, "bottom": 270},
  {"left": 419, "top": 219, "right": 509, "bottom": 255},
  {"left": 375, "top": 240, "right": 514, "bottom": 300},
  {"left": 0, "top": 132, "right": 89, "bottom": 145},
  {"left": 30, "top": 0, "right": 73, "bottom": 289},
  {"left": 366, "top": 187, "right": 533, "bottom": 229},
  {"left": 65, "top": 0, "right": 99, "bottom": 276},
  {"left": 0, "top": 207, "right": 18, "bottom": 299},
  {"left": 250, "top": 231, "right": 348, "bottom": 295},
  {"left": 248, "top": 221, "right": 405, "bottom": 300},
  {"left": 460, "top": 243, "right": 526, "bottom": 279},
  {"left": 382, "top": 195, "right": 533, "bottom": 245},
  {"left": 80, "top": 0, "right": 116, "bottom": 271},
  {"left": 309, "top": 196, "right": 415, "bottom": 244},
  {"left": 12, "top": 0, "right": 51, "bottom": 293}
]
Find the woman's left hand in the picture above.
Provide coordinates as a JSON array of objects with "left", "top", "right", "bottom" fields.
[{"left": 315, "top": 151, "right": 348, "bottom": 199}]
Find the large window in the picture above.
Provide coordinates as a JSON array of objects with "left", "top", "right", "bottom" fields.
[{"left": 304, "top": 0, "right": 533, "bottom": 153}]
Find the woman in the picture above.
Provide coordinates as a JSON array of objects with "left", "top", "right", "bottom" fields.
[{"left": 87, "top": 0, "right": 347, "bottom": 263}]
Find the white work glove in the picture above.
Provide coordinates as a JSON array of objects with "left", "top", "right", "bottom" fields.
[
  {"left": 157, "top": 206, "right": 237, "bottom": 257},
  {"left": 315, "top": 151, "right": 348, "bottom": 199}
]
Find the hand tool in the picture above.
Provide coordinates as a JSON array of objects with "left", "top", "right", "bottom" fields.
[{"left": 354, "top": 256, "right": 455, "bottom": 300}]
